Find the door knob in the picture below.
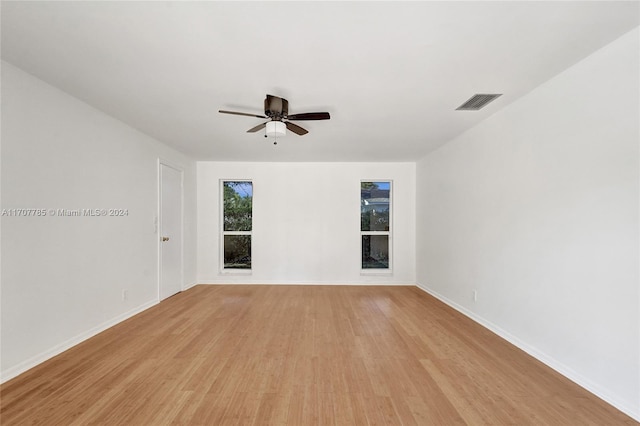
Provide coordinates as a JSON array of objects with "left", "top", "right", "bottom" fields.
[{"left": 162, "top": 236, "right": 170, "bottom": 242}]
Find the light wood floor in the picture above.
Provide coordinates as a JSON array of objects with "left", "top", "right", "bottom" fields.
[{"left": 1, "top": 285, "right": 636, "bottom": 425}]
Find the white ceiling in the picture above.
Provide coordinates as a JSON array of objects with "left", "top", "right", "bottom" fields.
[{"left": 2, "top": 1, "right": 638, "bottom": 162}]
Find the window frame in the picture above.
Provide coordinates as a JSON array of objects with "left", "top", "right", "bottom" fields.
[
  {"left": 220, "top": 179, "right": 253, "bottom": 275},
  {"left": 360, "top": 180, "right": 393, "bottom": 274}
]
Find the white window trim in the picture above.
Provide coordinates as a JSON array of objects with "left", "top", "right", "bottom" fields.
[
  {"left": 220, "top": 179, "right": 253, "bottom": 275},
  {"left": 360, "top": 180, "right": 393, "bottom": 275}
]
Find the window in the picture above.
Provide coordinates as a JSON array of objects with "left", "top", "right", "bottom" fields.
[
  {"left": 222, "top": 180, "right": 252, "bottom": 270},
  {"left": 361, "top": 181, "right": 391, "bottom": 270}
]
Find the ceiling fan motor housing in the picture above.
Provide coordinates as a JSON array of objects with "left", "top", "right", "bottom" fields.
[{"left": 265, "top": 95, "right": 288, "bottom": 119}]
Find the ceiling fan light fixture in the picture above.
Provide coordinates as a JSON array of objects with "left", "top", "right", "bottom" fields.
[{"left": 266, "top": 121, "right": 286, "bottom": 138}]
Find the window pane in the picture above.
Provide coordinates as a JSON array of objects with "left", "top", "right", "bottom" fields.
[
  {"left": 223, "top": 181, "right": 253, "bottom": 232},
  {"left": 362, "top": 235, "right": 389, "bottom": 269},
  {"left": 361, "top": 181, "right": 390, "bottom": 231},
  {"left": 224, "top": 235, "right": 251, "bottom": 269}
]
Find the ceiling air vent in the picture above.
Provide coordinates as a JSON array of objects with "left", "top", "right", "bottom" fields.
[{"left": 456, "top": 94, "right": 502, "bottom": 111}]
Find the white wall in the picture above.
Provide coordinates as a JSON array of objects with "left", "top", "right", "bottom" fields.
[
  {"left": 416, "top": 28, "right": 639, "bottom": 419},
  {"left": 198, "top": 162, "right": 415, "bottom": 285},
  {"left": 0, "top": 62, "right": 197, "bottom": 381}
]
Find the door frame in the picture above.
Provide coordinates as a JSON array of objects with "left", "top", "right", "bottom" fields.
[{"left": 157, "top": 159, "right": 184, "bottom": 302}]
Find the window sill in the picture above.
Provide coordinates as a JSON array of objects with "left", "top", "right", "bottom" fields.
[
  {"left": 360, "top": 269, "right": 393, "bottom": 276},
  {"left": 220, "top": 269, "right": 252, "bottom": 276}
]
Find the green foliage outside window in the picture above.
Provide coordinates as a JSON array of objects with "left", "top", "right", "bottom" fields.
[
  {"left": 223, "top": 182, "right": 252, "bottom": 231},
  {"left": 223, "top": 181, "right": 252, "bottom": 269}
]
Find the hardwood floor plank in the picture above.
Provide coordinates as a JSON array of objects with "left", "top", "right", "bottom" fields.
[
  {"left": 254, "top": 391, "right": 290, "bottom": 426},
  {"left": 1, "top": 285, "right": 636, "bottom": 425}
]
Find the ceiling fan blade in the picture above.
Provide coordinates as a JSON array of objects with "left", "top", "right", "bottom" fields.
[
  {"left": 246, "top": 122, "right": 268, "bottom": 133},
  {"left": 285, "top": 121, "right": 308, "bottom": 136},
  {"left": 219, "top": 110, "right": 267, "bottom": 119},
  {"left": 265, "top": 94, "right": 288, "bottom": 117},
  {"left": 287, "top": 112, "right": 330, "bottom": 121}
]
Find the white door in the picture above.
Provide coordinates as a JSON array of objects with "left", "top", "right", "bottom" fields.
[{"left": 159, "top": 163, "right": 183, "bottom": 300}]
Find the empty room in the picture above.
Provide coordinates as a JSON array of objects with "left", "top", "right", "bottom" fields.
[{"left": 1, "top": 1, "right": 638, "bottom": 424}]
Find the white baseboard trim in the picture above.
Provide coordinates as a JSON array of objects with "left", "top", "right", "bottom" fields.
[
  {"left": 414, "top": 282, "right": 640, "bottom": 422},
  {"left": 196, "top": 280, "right": 414, "bottom": 286},
  {"left": 0, "top": 299, "right": 157, "bottom": 384},
  {"left": 183, "top": 281, "right": 198, "bottom": 291}
]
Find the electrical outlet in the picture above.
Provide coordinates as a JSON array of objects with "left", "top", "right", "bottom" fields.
[
  {"left": 122, "top": 290, "right": 128, "bottom": 301},
  {"left": 473, "top": 290, "right": 477, "bottom": 302}
]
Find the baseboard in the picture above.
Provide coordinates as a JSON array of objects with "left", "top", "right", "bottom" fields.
[
  {"left": 197, "top": 280, "right": 414, "bottom": 286},
  {"left": 183, "top": 281, "right": 198, "bottom": 290},
  {"left": 0, "top": 299, "right": 157, "bottom": 384},
  {"left": 414, "top": 282, "right": 640, "bottom": 422}
]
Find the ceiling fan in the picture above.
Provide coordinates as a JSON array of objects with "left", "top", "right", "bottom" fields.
[{"left": 219, "top": 94, "right": 330, "bottom": 137}]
